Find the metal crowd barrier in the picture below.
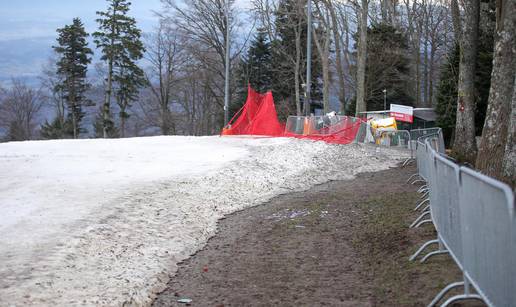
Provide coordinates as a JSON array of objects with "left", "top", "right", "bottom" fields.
[
  {"left": 407, "top": 137, "right": 516, "bottom": 307},
  {"left": 378, "top": 130, "right": 411, "bottom": 147},
  {"left": 410, "top": 128, "right": 442, "bottom": 143},
  {"left": 456, "top": 167, "right": 515, "bottom": 307},
  {"left": 285, "top": 115, "right": 361, "bottom": 136},
  {"left": 354, "top": 121, "right": 368, "bottom": 143}
]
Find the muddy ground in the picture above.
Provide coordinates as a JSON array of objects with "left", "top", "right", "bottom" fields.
[{"left": 153, "top": 164, "right": 482, "bottom": 307}]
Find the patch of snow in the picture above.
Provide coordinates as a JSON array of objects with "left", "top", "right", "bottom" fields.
[{"left": 0, "top": 136, "right": 408, "bottom": 306}]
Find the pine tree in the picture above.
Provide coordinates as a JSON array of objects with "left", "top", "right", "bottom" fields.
[
  {"left": 246, "top": 29, "right": 273, "bottom": 93},
  {"left": 53, "top": 18, "right": 93, "bottom": 139},
  {"left": 41, "top": 117, "right": 74, "bottom": 139},
  {"left": 233, "top": 29, "right": 274, "bottom": 116},
  {"left": 114, "top": 60, "right": 146, "bottom": 137},
  {"left": 93, "top": 0, "right": 146, "bottom": 138}
]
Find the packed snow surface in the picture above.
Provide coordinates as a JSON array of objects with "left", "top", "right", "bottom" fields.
[{"left": 0, "top": 136, "right": 407, "bottom": 306}]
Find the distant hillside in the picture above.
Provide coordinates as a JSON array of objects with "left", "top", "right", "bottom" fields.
[{"left": 0, "top": 37, "right": 54, "bottom": 86}]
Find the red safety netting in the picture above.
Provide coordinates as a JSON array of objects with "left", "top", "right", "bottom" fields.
[
  {"left": 221, "top": 86, "right": 364, "bottom": 144},
  {"left": 221, "top": 86, "right": 284, "bottom": 136},
  {"left": 284, "top": 117, "right": 363, "bottom": 145}
]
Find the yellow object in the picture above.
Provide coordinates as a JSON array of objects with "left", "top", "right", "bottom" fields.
[
  {"left": 370, "top": 117, "right": 397, "bottom": 130},
  {"left": 370, "top": 117, "right": 397, "bottom": 144}
]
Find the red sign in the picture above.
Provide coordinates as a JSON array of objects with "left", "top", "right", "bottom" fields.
[{"left": 390, "top": 112, "right": 414, "bottom": 123}]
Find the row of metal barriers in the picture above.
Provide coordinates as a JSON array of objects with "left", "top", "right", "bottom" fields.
[
  {"left": 354, "top": 125, "right": 445, "bottom": 159},
  {"left": 406, "top": 130, "right": 515, "bottom": 307}
]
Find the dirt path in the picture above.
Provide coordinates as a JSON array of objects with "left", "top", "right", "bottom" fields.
[{"left": 153, "top": 165, "right": 475, "bottom": 307}]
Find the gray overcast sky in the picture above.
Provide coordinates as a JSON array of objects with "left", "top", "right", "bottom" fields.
[
  {"left": 0, "top": 0, "right": 252, "bottom": 83},
  {"left": 0, "top": 0, "right": 162, "bottom": 41},
  {"left": 0, "top": 0, "right": 162, "bottom": 83}
]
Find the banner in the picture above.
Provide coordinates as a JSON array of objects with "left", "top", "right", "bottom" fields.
[{"left": 390, "top": 104, "right": 414, "bottom": 123}]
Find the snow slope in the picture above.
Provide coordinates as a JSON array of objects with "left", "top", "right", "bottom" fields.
[{"left": 0, "top": 136, "right": 408, "bottom": 306}]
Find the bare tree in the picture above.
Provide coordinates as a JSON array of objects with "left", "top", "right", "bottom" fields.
[
  {"left": 416, "top": 0, "right": 449, "bottom": 107},
  {"left": 145, "top": 21, "right": 187, "bottom": 135},
  {"left": 0, "top": 80, "right": 44, "bottom": 141},
  {"left": 476, "top": 0, "right": 515, "bottom": 184},
  {"left": 380, "top": 0, "right": 399, "bottom": 26},
  {"left": 453, "top": 0, "right": 480, "bottom": 162},
  {"left": 426, "top": 1, "right": 449, "bottom": 107},
  {"left": 326, "top": 0, "right": 348, "bottom": 113},
  {"left": 403, "top": 0, "right": 424, "bottom": 106},
  {"left": 39, "top": 56, "right": 66, "bottom": 127},
  {"left": 313, "top": 0, "right": 332, "bottom": 113},
  {"left": 162, "top": 0, "right": 241, "bottom": 114},
  {"left": 335, "top": 3, "right": 355, "bottom": 98}
]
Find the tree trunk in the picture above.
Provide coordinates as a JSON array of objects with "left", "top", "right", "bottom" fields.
[
  {"left": 120, "top": 107, "right": 126, "bottom": 138},
  {"left": 451, "top": 0, "right": 462, "bottom": 42},
  {"left": 453, "top": 0, "right": 480, "bottom": 162},
  {"left": 502, "top": 77, "right": 515, "bottom": 186},
  {"left": 190, "top": 79, "right": 197, "bottom": 135},
  {"left": 162, "top": 105, "right": 172, "bottom": 135},
  {"left": 429, "top": 35, "right": 436, "bottom": 107},
  {"left": 72, "top": 104, "right": 77, "bottom": 139},
  {"left": 423, "top": 11, "right": 429, "bottom": 107},
  {"left": 476, "top": 0, "right": 515, "bottom": 184},
  {"left": 295, "top": 26, "right": 302, "bottom": 116},
  {"left": 414, "top": 32, "right": 421, "bottom": 107},
  {"left": 103, "top": 57, "right": 113, "bottom": 138},
  {"left": 355, "top": 0, "right": 368, "bottom": 116},
  {"left": 322, "top": 30, "right": 330, "bottom": 114}
]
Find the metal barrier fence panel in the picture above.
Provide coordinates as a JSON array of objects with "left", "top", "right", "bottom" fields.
[
  {"left": 285, "top": 115, "right": 361, "bottom": 136},
  {"left": 458, "top": 167, "right": 516, "bottom": 307},
  {"left": 416, "top": 141, "right": 430, "bottom": 181},
  {"left": 378, "top": 130, "right": 411, "bottom": 148},
  {"left": 417, "top": 131, "right": 445, "bottom": 153},
  {"left": 354, "top": 121, "right": 368, "bottom": 143},
  {"left": 410, "top": 128, "right": 441, "bottom": 141},
  {"left": 413, "top": 128, "right": 445, "bottom": 154},
  {"left": 432, "top": 152, "right": 463, "bottom": 268},
  {"left": 285, "top": 116, "right": 305, "bottom": 135},
  {"left": 350, "top": 124, "right": 444, "bottom": 157}
]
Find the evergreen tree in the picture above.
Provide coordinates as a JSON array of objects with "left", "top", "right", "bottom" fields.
[
  {"left": 41, "top": 117, "right": 74, "bottom": 139},
  {"left": 233, "top": 29, "right": 274, "bottom": 116},
  {"left": 354, "top": 23, "right": 413, "bottom": 111},
  {"left": 271, "top": 0, "right": 322, "bottom": 117},
  {"left": 114, "top": 61, "right": 146, "bottom": 137},
  {"left": 53, "top": 18, "right": 93, "bottom": 138},
  {"left": 93, "top": 0, "right": 146, "bottom": 138},
  {"left": 245, "top": 29, "right": 273, "bottom": 93}
]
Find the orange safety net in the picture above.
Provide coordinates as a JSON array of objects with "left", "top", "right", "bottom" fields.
[
  {"left": 221, "top": 86, "right": 364, "bottom": 145},
  {"left": 221, "top": 86, "right": 284, "bottom": 136}
]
